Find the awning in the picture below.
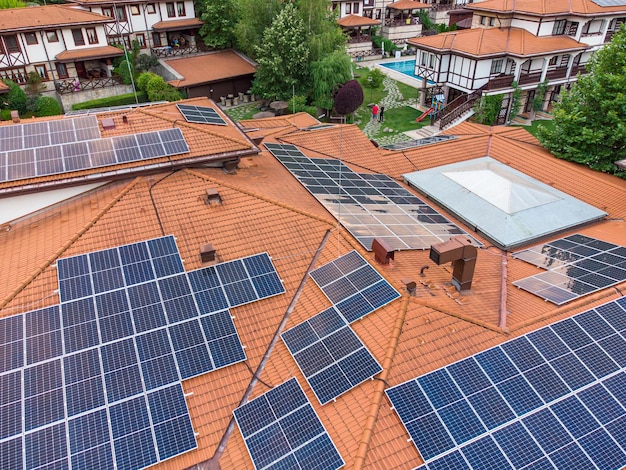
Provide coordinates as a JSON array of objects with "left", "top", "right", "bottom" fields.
[
  {"left": 387, "top": 0, "right": 431, "bottom": 10},
  {"left": 338, "top": 14, "right": 381, "bottom": 27},
  {"left": 55, "top": 46, "right": 124, "bottom": 63},
  {"left": 152, "top": 18, "right": 204, "bottom": 32}
]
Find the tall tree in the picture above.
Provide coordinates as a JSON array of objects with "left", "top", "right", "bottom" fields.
[
  {"left": 251, "top": 3, "right": 310, "bottom": 100},
  {"left": 296, "top": 0, "right": 346, "bottom": 62},
  {"left": 195, "top": 0, "right": 237, "bottom": 49},
  {"left": 310, "top": 50, "right": 353, "bottom": 111},
  {"left": 234, "top": 0, "right": 282, "bottom": 59},
  {"left": 537, "top": 26, "right": 626, "bottom": 177}
]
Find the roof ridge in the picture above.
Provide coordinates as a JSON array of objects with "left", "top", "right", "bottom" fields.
[
  {"left": 0, "top": 177, "right": 141, "bottom": 311},
  {"left": 183, "top": 168, "right": 337, "bottom": 226}
]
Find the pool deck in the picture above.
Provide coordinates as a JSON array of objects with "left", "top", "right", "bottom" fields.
[{"left": 363, "top": 56, "right": 428, "bottom": 90}]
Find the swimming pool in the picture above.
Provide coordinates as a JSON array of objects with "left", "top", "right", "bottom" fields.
[{"left": 380, "top": 60, "right": 433, "bottom": 83}]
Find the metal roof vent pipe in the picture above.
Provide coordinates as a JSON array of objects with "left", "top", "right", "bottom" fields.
[
  {"left": 429, "top": 236, "right": 477, "bottom": 291},
  {"left": 205, "top": 188, "right": 222, "bottom": 205}
]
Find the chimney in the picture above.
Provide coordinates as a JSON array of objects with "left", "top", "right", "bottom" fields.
[
  {"left": 205, "top": 188, "right": 222, "bottom": 205},
  {"left": 101, "top": 117, "right": 116, "bottom": 130},
  {"left": 429, "top": 236, "right": 477, "bottom": 291},
  {"left": 372, "top": 238, "right": 395, "bottom": 265},
  {"left": 11, "top": 110, "right": 19, "bottom": 123},
  {"left": 200, "top": 243, "right": 216, "bottom": 263}
]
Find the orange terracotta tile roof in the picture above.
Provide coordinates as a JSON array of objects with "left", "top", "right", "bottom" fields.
[
  {"left": 1, "top": 114, "right": 625, "bottom": 470},
  {"left": 0, "top": 5, "right": 112, "bottom": 31},
  {"left": 387, "top": 0, "right": 432, "bottom": 10},
  {"left": 465, "top": 0, "right": 626, "bottom": 16},
  {"left": 0, "top": 98, "right": 258, "bottom": 196},
  {"left": 408, "top": 26, "right": 588, "bottom": 57},
  {"left": 55, "top": 45, "right": 124, "bottom": 62},
  {"left": 0, "top": 81, "right": 9, "bottom": 92},
  {"left": 338, "top": 14, "right": 381, "bottom": 27},
  {"left": 152, "top": 17, "right": 204, "bottom": 31},
  {"left": 165, "top": 50, "right": 257, "bottom": 88}
]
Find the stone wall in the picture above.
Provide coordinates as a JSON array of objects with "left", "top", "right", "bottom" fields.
[{"left": 54, "top": 84, "right": 135, "bottom": 112}]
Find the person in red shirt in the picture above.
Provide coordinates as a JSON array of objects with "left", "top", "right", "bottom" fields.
[{"left": 372, "top": 103, "right": 379, "bottom": 121}]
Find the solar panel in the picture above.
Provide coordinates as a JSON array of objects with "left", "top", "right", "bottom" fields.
[
  {"left": 265, "top": 142, "right": 475, "bottom": 251},
  {"left": 177, "top": 103, "right": 227, "bottom": 126},
  {"left": 513, "top": 234, "right": 626, "bottom": 305},
  {"left": 233, "top": 377, "right": 344, "bottom": 470},
  {"left": 282, "top": 306, "right": 382, "bottom": 404},
  {"left": 309, "top": 250, "right": 400, "bottom": 323},
  {"left": 591, "top": 0, "right": 626, "bottom": 5},
  {"left": 386, "top": 297, "right": 626, "bottom": 469},
  {"left": 0, "top": 236, "right": 285, "bottom": 470},
  {"left": 2, "top": 128, "right": 189, "bottom": 183},
  {"left": 381, "top": 135, "right": 457, "bottom": 150},
  {"left": 64, "top": 101, "right": 169, "bottom": 116}
]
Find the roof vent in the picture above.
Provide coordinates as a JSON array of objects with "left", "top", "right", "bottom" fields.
[
  {"left": 11, "top": 110, "right": 19, "bottom": 123},
  {"left": 222, "top": 160, "right": 238, "bottom": 174},
  {"left": 429, "top": 236, "right": 477, "bottom": 291},
  {"left": 101, "top": 118, "right": 115, "bottom": 130},
  {"left": 372, "top": 238, "right": 395, "bottom": 265},
  {"left": 205, "top": 188, "right": 222, "bottom": 205},
  {"left": 200, "top": 243, "right": 216, "bottom": 263}
]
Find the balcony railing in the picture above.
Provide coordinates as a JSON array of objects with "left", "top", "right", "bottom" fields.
[
  {"left": 55, "top": 76, "right": 123, "bottom": 95},
  {"left": 485, "top": 74, "right": 515, "bottom": 90},
  {"left": 545, "top": 67, "right": 568, "bottom": 80},
  {"left": 518, "top": 71, "right": 542, "bottom": 85},
  {"left": 570, "top": 65, "right": 589, "bottom": 75},
  {"left": 604, "top": 30, "right": 617, "bottom": 43},
  {"left": 384, "top": 17, "right": 419, "bottom": 27},
  {"left": 151, "top": 44, "right": 210, "bottom": 58}
]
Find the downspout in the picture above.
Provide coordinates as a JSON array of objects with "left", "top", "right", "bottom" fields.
[{"left": 499, "top": 252, "right": 509, "bottom": 331}]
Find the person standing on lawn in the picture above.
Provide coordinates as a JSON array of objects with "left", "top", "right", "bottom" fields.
[
  {"left": 379, "top": 105, "right": 385, "bottom": 123},
  {"left": 372, "top": 103, "right": 379, "bottom": 121}
]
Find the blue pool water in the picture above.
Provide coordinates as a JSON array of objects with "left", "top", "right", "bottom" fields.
[{"left": 380, "top": 60, "right": 432, "bottom": 83}]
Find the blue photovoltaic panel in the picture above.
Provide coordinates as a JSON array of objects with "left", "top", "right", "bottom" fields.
[
  {"left": 282, "top": 306, "right": 382, "bottom": 404},
  {"left": 386, "top": 297, "right": 626, "bottom": 469},
  {"left": 233, "top": 378, "right": 344, "bottom": 470},
  {"left": 1, "top": 236, "right": 285, "bottom": 470},
  {"left": 309, "top": 250, "right": 400, "bottom": 323},
  {"left": 177, "top": 103, "right": 227, "bottom": 126},
  {"left": 513, "top": 234, "right": 626, "bottom": 305},
  {"left": 265, "top": 142, "right": 476, "bottom": 251}
]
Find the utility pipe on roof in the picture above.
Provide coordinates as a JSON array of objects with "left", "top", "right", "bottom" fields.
[
  {"left": 499, "top": 253, "right": 509, "bottom": 331},
  {"left": 204, "top": 229, "right": 332, "bottom": 467}
]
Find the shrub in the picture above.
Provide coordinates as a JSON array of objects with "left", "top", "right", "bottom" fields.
[
  {"left": 364, "top": 68, "right": 385, "bottom": 90},
  {"left": 145, "top": 75, "right": 181, "bottom": 102},
  {"left": 1, "top": 79, "right": 27, "bottom": 115},
  {"left": 71, "top": 91, "right": 148, "bottom": 110},
  {"left": 35, "top": 96, "right": 62, "bottom": 117},
  {"left": 136, "top": 72, "right": 160, "bottom": 93},
  {"left": 1, "top": 109, "right": 12, "bottom": 121},
  {"left": 334, "top": 79, "right": 364, "bottom": 116}
]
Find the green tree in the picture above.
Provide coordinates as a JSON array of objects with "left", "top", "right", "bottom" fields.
[
  {"left": 509, "top": 81, "right": 522, "bottom": 121},
  {"left": 296, "top": 0, "right": 346, "bottom": 62},
  {"left": 0, "top": 0, "right": 26, "bottom": 8},
  {"left": 310, "top": 50, "right": 352, "bottom": 111},
  {"left": 537, "top": 27, "right": 626, "bottom": 177},
  {"left": 234, "top": 0, "right": 282, "bottom": 59},
  {"left": 145, "top": 75, "right": 181, "bottom": 101},
  {"left": 530, "top": 80, "right": 549, "bottom": 119},
  {"left": 473, "top": 94, "right": 503, "bottom": 126},
  {"left": 35, "top": 96, "right": 62, "bottom": 117},
  {"left": 251, "top": 4, "right": 310, "bottom": 100},
  {"left": 196, "top": 0, "right": 237, "bottom": 49},
  {"left": 1, "top": 79, "right": 27, "bottom": 115},
  {"left": 334, "top": 79, "right": 364, "bottom": 116}
]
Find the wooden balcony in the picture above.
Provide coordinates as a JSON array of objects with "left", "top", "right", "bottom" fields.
[
  {"left": 485, "top": 74, "right": 514, "bottom": 90},
  {"left": 55, "top": 76, "right": 123, "bottom": 95},
  {"left": 518, "top": 71, "right": 542, "bottom": 85},
  {"left": 151, "top": 44, "right": 210, "bottom": 58},
  {"left": 545, "top": 67, "right": 568, "bottom": 80},
  {"left": 570, "top": 65, "right": 589, "bottom": 76}
]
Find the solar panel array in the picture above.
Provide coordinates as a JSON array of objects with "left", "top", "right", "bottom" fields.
[
  {"left": 177, "top": 104, "right": 227, "bottom": 126},
  {"left": 282, "top": 306, "right": 382, "bottom": 404},
  {"left": 233, "top": 377, "right": 344, "bottom": 470},
  {"left": 64, "top": 101, "right": 168, "bottom": 116},
  {"left": 265, "top": 142, "right": 473, "bottom": 251},
  {"left": 1, "top": 235, "right": 285, "bottom": 470},
  {"left": 381, "top": 135, "right": 456, "bottom": 150},
  {"left": 512, "top": 234, "right": 626, "bottom": 305},
  {"left": 386, "top": 297, "right": 626, "bottom": 470},
  {"left": 0, "top": 115, "right": 100, "bottom": 152},
  {"left": 0, "top": 128, "right": 189, "bottom": 183},
  {"left": 309, "top": 250, "right": 400, "bottom": 323},
  {"left": 591, "top": 0, "right": 626, "bottom": 6}
]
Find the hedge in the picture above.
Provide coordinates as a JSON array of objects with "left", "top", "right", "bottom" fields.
[{"left": 72, "top": 91, "right": 148, "bottom": 110}]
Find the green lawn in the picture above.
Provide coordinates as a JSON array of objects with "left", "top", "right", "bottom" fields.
[{"left": 513, "top": 119, "right": 555, "bottom": 138}]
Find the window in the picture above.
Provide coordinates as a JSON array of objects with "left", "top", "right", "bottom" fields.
[
  {"left": 152, "top": 32, "right": 162, "bottom": 47},
  {"left": 166, "top": 3, "right": 175, "bottom": 17},
  {"left": 115, "top": 6, "right": 127, "bottom": 21},
  {"left": 136, "top": 33, "right": 146, "bottom": 48},
  {"left": 480, "top": 16, "right": 486, "bottom": 25},
  {"left": 176, "top": 2, "right": 185, "bottom": 16},
  {"left": 353, "top": 2, "right": 359, "bottom": 14},
  {"left": 35, "top": 65, "right": 48, "bottom": 80},
  {"left": 375, "top": 9, "right": 381, "bottom": 19},
  {"left": 147, "top": 3, "right": 156, "bottom": 14},
  {"left": 86, "top": 28, "right": 98, "bottom": 44},
  {"left": 130, "top": 5, "right": 140, "bottom": 15},
  {"left": 549, "top": 56, "right": 558, "bottom": 66},
  {"left": 46, "top": 30, "right": 59, "bottom": 42},
  {"left": 429, "top": 54, "right": 436, "bottom": 68},
  {"left": 102, "top": 7, "right": 113, "bottom": 17},
  {"left": 345, "top": 3, "right": 351, "bottom": 14},
  {"left": 56, "top": 62, "right": 68, "bottom": 79},
  {"left": 72, "top": 29, "right": 85, "bottom": 46},
  {"left": 489, "top": 17, "right": 495, "bottom": 26},
  {"left": 490, "top": 59, "right": 503, "bottom": 74},
  {"left": 5, "top": 35, "right": 20, "bottom": 53},
  {"left": 552, "top": 19, "right": 566, "bottom": 35},
  {"left": 420, "top": 51, "right": 427, "bottom": 66},
  {"left": 25, "top": 33, "right": 38, "bottom": 45}
]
